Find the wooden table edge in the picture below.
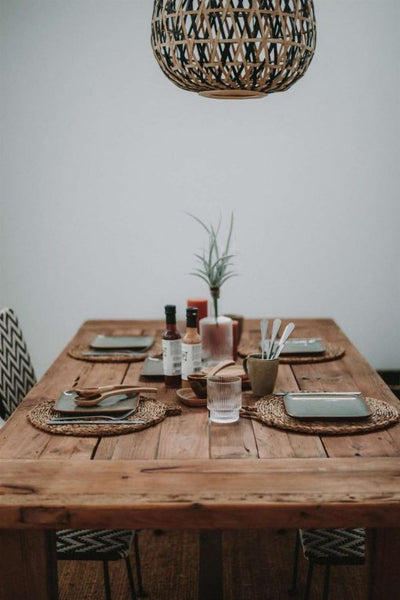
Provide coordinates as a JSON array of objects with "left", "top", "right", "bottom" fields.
[{"left": 1, "top": 457, "right": 399, "bottom": 530}]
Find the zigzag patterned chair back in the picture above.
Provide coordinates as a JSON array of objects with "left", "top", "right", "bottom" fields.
[
  {"left": 0, "top": 309, "right": 145, "bottom": 599},
  {"left": 0, "top": 308, "right": 36, "bottom": 420}
]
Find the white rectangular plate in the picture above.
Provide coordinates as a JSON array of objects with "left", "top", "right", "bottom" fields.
[
  {"left": 265, "top": 338, "right": 325, "bottom": 355},
  {"left": 141, "top": 357, "right": 164, "bottom": 377},
  {"left": 54, "top": 391, "right": 139, "bottom": 414},
  {"left": 90, "top": 335, "right": 154, "bottom": 350},
  {"left": 284, "top": 392, "right": 371, "bottom": 419}
]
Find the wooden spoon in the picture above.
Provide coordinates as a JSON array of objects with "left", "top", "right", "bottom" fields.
[
  {"left": 205, "top": 359, "right": 236, "bottom": 378},
  {"left": 74, "top": 385, "right": 139, "bottom": 399},
  {"left": 74, "top": 386, "right": 158, "bottom": 407}
]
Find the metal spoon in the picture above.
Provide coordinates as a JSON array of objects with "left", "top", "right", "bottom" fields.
[
  {"left": 273, "top": 323, "right": 296, "bottom": 359},
  {"left": 260, "top": 318, "right": 268, "bottom": 360},
  {"left": 268, "top": 318, "right": 281, "bottom": 359}
]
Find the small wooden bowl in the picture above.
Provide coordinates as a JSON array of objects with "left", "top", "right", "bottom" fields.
[
  {"left": 187, "top": 374, "right": 207, "bottom": 399},
  {"left": 177, "top": 388, "right": 206, "bottom": 407}
]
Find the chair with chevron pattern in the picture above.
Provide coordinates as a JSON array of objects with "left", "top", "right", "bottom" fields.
[
  {"left": 0, "top": 307, "right": 145, "bottom": 600},
  {"left": 290, "top": 527, "right": 365, "bottom": 599}
]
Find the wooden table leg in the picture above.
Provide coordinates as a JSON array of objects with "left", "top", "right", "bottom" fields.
[
  {"left": 368, "top": 528, "right": 400, "bottom": 600},
  {"left": 199, "top": 531, "right": 223, "bottom": 600},
  {"left": 0, "top": 530, "right": 58, "bottom": 600}
]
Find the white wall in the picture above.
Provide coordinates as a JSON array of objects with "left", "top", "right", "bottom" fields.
[{"left": 1, "top": 0, "right": 399, "bottom": 376}]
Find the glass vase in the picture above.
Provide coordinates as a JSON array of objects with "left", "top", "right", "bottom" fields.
[{"left": 200, "top": 315, "right": 233, "bottom": 366}]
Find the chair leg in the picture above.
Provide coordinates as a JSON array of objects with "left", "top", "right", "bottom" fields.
[
  {"left": 322, "top": 565, "right": 331, "bottom": 600},
  {"left": 102, "top": 561, "right": 112, "bottom": 600},
  {"left": 289, "top": 530, "right": 301, "bottom": 595},
  {"left": 134, "top": 532, "right": 147, "bottom": 597},
  {"left": 304, "top": 561, "right": 314, "bottom": 600},
  {"left": 125, "top": 556, "right": 137, "bottom": 600}
]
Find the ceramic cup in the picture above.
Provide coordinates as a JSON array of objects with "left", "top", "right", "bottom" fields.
[{"left": 242, "top": 354, "right": 279, "bottom": 397}]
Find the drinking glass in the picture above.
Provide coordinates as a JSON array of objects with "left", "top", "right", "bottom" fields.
[{"left": 207, "top": 375, "right": 242, "bottom": 424}]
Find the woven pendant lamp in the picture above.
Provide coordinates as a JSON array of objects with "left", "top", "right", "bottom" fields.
[{"left": 151, "top": 0, "right": 317, "bottom": 99}]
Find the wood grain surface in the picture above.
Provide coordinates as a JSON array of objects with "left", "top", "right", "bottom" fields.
[
  {"left": 0, "top": 318, "right": 399, "bottom": 600},
  {"left": 0, "top": 457, "right": 399, "bottom": 530}
]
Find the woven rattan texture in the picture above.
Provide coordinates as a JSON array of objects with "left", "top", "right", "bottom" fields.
[
  {"left": 238, "top": 336, "right": 345, "bottom": 364},
  {"left": 241, "top": 396, "right": 399, "bottom": 435},
  {"left": 28, "top": 397, "right": 181, "bottom": 437},
  {"left": 68, "top": 339, "right": 163, "bottom": 363},
  {"left": 151, "top": 0, "right": 316, "bottom": 97}
]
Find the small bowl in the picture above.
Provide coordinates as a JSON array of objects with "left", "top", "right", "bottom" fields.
[{"left": 187, "top": 374, "right": 207, "bottom": 399}]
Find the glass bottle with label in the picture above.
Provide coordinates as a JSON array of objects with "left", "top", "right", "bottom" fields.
[
  {"left": 182, "top": 307, "right": 202, "bottom": 383},
  {"left": 162, "top": 305, "right": 182, "bottom": 388}
]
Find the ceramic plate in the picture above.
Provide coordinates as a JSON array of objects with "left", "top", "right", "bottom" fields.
[
  {"left": 141, "top": 357, "right": 164, "bottom": 377},
  {"left": 284, "top": 392, "right": 371, "bottom": 420},
  {"left": 263, "top": 338, "right": 325, "bottom": 355},
  {"left": 90, "top": 335, "right": 154, "bottom": 350},
  {"left": 54, "top": 390, "right": 140, "bottom": 415}
]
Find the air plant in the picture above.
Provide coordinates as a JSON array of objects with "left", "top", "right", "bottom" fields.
[{"left": 188, "top": 212, "right": 236, "bottom": 322}]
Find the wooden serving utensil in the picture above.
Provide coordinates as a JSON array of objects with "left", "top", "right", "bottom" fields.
[
  {"left": 205, "top": 359, "right": 236, "bottom": 378},
  {"left": 73, "top": 385, "right": 140, "bottom": 399},
  {"left": 74, "top": 386, "right": 158, "bottom": 407},
  {"left": 188, "top": 360, "right": 236, "bottom": 399}
]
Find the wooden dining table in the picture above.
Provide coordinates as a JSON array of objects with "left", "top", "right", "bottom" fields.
[{"left": 0, "top": 318, "right": 400, "bottom": 600}]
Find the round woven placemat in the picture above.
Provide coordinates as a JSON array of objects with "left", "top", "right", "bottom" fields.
[
  {"left": 68, "top": 338, "right": 163, "bottom": 363},
  {"left": 67, "top": 346, "right": 145, "bottom": 363},
  {"left": 241, "top": 395, "right": 399, "bottom": 435},
  {"left": 28, "top": 396, "right": 181, "bottom": 437},
  {"left": 238, "top": 339, "right": 345, "bottom": 364}
]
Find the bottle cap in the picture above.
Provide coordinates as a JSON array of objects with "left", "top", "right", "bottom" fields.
[
  {"left": 165, "top": 304, "right": 177, "bottom": 325},
  {"left": 186, "top": 307, "right": 198, "bottom": 328},
  {"left": 164, "top": 305, "right": 176, "bottom": 314}
]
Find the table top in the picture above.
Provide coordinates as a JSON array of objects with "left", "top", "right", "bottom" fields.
[{"left": 0, "top": 318, "right": 399, "bottom": 531}]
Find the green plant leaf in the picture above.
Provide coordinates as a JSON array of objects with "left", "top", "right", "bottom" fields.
[
  {"left": 190, "top": 272, "right": 211, "bottom": 284},
  {"left": 188, "top": 212, "right": 236, "bottom": 292},
  {"left": 224, "top": 212, "right": 234, "bottom": 257},
  {"left": 186, "top": 212, "right": 210, "bottom": 234},
  {"left": 219, "top": 273, "right": 237, "bottom": 286}
]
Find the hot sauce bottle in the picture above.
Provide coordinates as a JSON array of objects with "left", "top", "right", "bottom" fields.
[
  {"left": 162, "top": 305, "right": 182, "bottom": 388},
  {"left": 182, "top": 307, "right": 202, "bottom": 383}
]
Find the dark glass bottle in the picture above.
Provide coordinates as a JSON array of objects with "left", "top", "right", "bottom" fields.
[{"left": 162, "top": 305, "right": 182, "bottom": 388}]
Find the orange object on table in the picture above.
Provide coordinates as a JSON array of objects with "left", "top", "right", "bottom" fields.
[
  {"left": 232, "top": 320, "right": 239, "bottom": 361},
  {"left": 187, "top": 298, "right": 208, "bottom": 330}
]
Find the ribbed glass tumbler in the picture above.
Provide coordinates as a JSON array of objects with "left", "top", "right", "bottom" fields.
[{"left": 207, "top": 376, "right": 242, "bottom": 424}]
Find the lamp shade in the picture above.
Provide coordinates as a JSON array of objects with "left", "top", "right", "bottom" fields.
[{"left": 151, "top": 0, "right": 317, "bottom": 99}]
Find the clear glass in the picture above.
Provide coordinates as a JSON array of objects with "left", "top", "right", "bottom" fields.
[
  {"left": 207, "top": 375, "right": 242, "bottom": 424},
  {"left": 200, "top": 315, "right": 233, "bottom": 366}
]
